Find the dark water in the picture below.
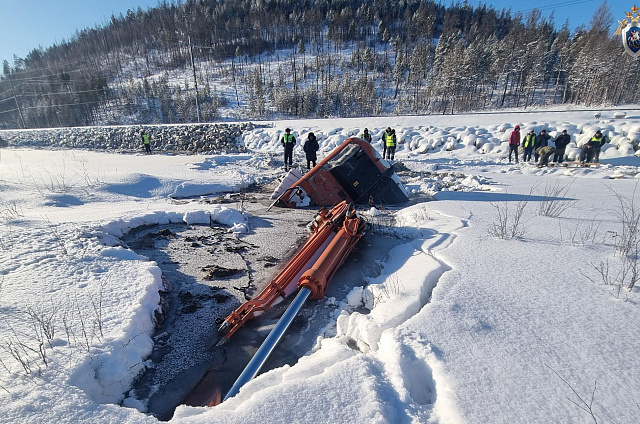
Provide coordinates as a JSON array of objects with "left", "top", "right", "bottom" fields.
[{"left": 124, "top": 212, "right": 405, "bottom": 421}]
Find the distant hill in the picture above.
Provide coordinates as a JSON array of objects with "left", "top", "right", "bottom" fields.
[{"left": 0, "top": 0, "right": 636, "bottom": 129}]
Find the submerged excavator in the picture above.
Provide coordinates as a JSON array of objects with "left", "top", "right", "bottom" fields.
[{"left": 185, "top": 136, "right": 409, "bottom": 406}]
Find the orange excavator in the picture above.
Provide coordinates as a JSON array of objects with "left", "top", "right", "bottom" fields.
[
  {"left": 218, "top": 137, "right": 407, "bottom": 343},
  {"left": 186, "top": 137, "right": 407, "bottom": 406}
]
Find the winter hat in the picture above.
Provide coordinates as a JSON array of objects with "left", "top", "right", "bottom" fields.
[{"left": 515, "top": 125, "right": 520, "bottom": 129}]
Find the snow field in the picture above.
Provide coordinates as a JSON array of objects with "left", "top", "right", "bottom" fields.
[{"left": 1, "top": 107, "right": 640, "bottom": 423}]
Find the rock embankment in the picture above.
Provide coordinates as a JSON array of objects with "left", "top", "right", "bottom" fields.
[{"left": 0, "top": 122, "right": 264, "bottom": 153}]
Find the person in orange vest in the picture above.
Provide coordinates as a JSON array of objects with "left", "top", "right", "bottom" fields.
[{"left": 280, "top": 128, "right": 296, "bottom": 171}]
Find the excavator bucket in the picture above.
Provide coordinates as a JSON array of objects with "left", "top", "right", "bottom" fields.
[{"left": 272, "top": 137, "right": 409, "bottom": 208}]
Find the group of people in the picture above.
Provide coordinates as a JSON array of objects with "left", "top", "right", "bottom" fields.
[
  {"left": 509, "top": 125, "right": 602, "bottom": 166},
  {"left": 359, "top": 126, "right": 398, "bottom": 161},
  {"left": 280, "top": 125, "right": 607, "bottom": 171},
  {"left": 279, "top": 126, "right": 398, "bottom": 171}
]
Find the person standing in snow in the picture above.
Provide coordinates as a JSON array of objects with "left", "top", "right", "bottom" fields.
[
  {"left": 508, "top": 125, "right": 521, "bottom": 163},
  {"left": 534, "top": 129, "right": 551, "bottom": 163},
  {"left": 141, "top": 130, "right": 151, "bottom": 154},
  {"left": 522, "top": 130, "right": 536, "bottom": 162},
  {"left": 303, "top": 132, "right": 319, "bottom": 170},
  {"left": 382, "top": 127, "right": 397, "bottom": 160},
  {"left": 553, "top": 129, "right": 571, "bottom": 163},
  {"left": 361, "top": 128, "right": 372, "bottom": 143},
  {"left": 280, "top": 128, "right": 296, "bottom": 171}
]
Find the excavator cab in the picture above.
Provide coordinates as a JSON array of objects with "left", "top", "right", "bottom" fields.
[{"left": 272, "top": 137, "right": 409, "bottom": 208}]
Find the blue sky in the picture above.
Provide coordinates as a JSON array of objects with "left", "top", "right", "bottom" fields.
[
  {"left": 0, "top": 0, "right": 633, "bottom": 66},
  {"left": 0, "top": 0, "right": 159, "bottom": 64}
]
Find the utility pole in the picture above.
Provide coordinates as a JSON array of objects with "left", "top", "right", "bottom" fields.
[{"left": 188, "top": 35, "right": 201, "bottom": 123}]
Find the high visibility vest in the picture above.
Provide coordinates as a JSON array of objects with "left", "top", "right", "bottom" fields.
[
  {"left": 524, "top": 135, "right": 535, "bottom": 148},
  {"left": 283, "top": 134, "right": 294, "bottom": 144},
  {"left": 385, "top": 132, "right": 395, "bottom": 147},
  {"left": 142, "top": 134, "right": 150, "bottom": 144},
  {"left": 591, "top": 135, "right": 604, "bottom": 146}
]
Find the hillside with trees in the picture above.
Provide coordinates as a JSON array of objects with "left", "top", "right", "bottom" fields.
[{"left": 0, "top": 0, "right": 638, "bottom": 129}]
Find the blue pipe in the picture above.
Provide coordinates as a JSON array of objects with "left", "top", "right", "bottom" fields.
[{"left": 223, "top": 287, "right": 312, "bottom": 402}]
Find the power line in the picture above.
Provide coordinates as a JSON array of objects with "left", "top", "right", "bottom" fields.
[
  {"left": 519, "top": 0, "right": 597, "bottom": 14},
  {"left": 1, "top": 57, "right": 93, "bottom": 75},
  {"left": 23, "top": 100, "right": 102, "bottom": 110},
  {"left": 1, "top": 67, "right": 101, "bottom": 83},
  {"left": 18, "top": 88, "right": 107, "bottom": 97},
  {"left": 0, "top": 96, "right": 18, "bottom": 105},
  {"left": 0, "top": 107, "right": 20, "bottom": 115}
]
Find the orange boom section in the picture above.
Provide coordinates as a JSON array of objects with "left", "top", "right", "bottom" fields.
[
  {"left": 217, "top": 201, "right": 364, "bottom": 343},
  {"left": 298, "top": 207, "right": 365, "bottom": 299}
]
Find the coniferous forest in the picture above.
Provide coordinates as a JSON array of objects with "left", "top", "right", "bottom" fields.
[{"left": 0, "top": 0, "right": 638, "bottom": 129}]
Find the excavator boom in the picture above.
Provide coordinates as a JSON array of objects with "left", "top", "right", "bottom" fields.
[{"left": 217, "top": 201, "right": 363, "bottom": 343}]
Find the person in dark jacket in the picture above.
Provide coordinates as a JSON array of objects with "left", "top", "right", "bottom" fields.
[
  {"left": 580, "top": 130, "right": 604, "bottom": 164},
  {"left": 382, "top": 127, "right": 397, "bottom": 160},
  {"left": 280, "top": 128, "right": 296, "bottom": 171},
  {"left": 553, "top": 130, "right": 571, "bottom": 163},
  {"left": 534, "top": 129, "right": 551, "bottom": 162},
  {"left": 592, "top": 130, "right": 606, "bottom": 162},
  {"left": 303, "top": 132, "right": 319, "bottom": 170},
  {"left": 522, "top": 130, "right": 536, "bottom": 162},
  {"left": 508, "top": 125, "right": 521, "bottom": 163},
  {"left": 361, "top": 128, "right": 372, "bottom": 143}
]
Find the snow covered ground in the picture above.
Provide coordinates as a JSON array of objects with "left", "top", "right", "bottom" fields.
[{"left": 1, "top": 107, "right": 640, "bottom": 423}]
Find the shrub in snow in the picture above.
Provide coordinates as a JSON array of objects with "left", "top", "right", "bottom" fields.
[
  {"left": 497, "top": 123, "right": 513, "bottom": 132},
  {"left": 614, "top": 112, "right": 627, "bottom": 119}
]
